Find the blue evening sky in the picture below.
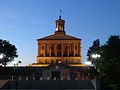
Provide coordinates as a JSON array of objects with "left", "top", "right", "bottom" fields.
[{"left": 0, "top": 0, "right": 120, "bottom": 65}]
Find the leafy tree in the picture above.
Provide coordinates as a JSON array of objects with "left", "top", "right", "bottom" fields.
[
  {"left": 87, "top": 35, "right": 120, "bottom": 89},
  {"left": 0, "top": 39, "right": 18, "bottom": 67},
  {"left": 87, "top": 39, "right": 100, "bottom": 66},
  {"left": 99, "top": 35, "right": 120, "bottom": 89}
]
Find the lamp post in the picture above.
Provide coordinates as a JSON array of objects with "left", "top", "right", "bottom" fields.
[{"left": 92, "top": 54, "right": 100, "bottom": 80}]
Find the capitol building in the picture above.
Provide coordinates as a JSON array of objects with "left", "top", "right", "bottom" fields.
[
  {"left": 0, "top": 15, "right": 96, "bottom": 81},
  {"left": 27, "top": 15, "right": 96, "bottom": 80},
  {"left": 30, "top": 15, "right": 82, "bottom": 66}
]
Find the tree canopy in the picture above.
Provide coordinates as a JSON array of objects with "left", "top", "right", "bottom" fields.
[
  {"left": 100, "top": 35, "right": 120, "bottom": 89},
  {"left": 87, "top": 39, "right": 100, "bottom": 67},
  {"left": 87, "top": 35, "right": 120, "bottom": 89},
  {"left": 0, "top": 39, "right": 18, "bottom": 66}
]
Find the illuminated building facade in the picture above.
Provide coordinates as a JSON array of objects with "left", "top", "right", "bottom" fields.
[
  {"left": 0, "top": 15, "right": 97, "bottom": 88},
  {"left": 0, "top": 15, "right": 96, "bottom": 82},
  {"left": 27, "top": 16, "right": 97, "bottom": 80},
  {"left": 36, "top": 16, "right": 82, "bottom": 65}
]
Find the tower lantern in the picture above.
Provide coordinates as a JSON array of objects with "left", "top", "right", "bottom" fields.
[{"left": 55, "top": 10, "right": 66, "bottom": 35}]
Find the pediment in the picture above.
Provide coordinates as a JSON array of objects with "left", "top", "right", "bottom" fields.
[{"left": 38, "top": 34, "right": 81, "bottom": 40}]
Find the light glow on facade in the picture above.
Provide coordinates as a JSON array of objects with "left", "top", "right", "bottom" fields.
[
  {"left": 68, "top": 64, "right": 87, "bottom": 67},
  {"left": 29, "top": 64, "right": 50, "bottom": 67}
]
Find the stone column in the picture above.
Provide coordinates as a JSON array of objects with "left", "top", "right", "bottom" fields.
[
  {"left": 69, "top": 44, "right": 71, "bottom": 56},
  {"left": 38, "top": 44, "right": 40, "bottom": 56},
  {"left": 79, "top": 42, "right": 82, "bottom": 57},
  {"left": 76, "top": 45, "right": 79, "bottom": 56},
  {"left": 49, "top": 44, "right": 51, "bottom": 57},
  {"left": 78, "top": 43, "right": 80, "bottom": 56},
  {"left": 47, "top": 44, "right": 49, "bottom": 56},
  {"left": 73, "top": 44, "right": 75, "bottom": 56},
  {"left": 61, "top": 44, "right": 64, "bottom": 56},
  {"left": 54, "top": 44, "right": 57, "bottom": 56},
  {"left": 80, "top": 47, "right": 82, "bottom": 57},
  {"left": 45, "top": 45, "right": 47, "bottom": 56},
  {"left": 67, "top": 44, "right": 69, "bottom": 56},
  {"left": 44, "top": 44, "right": 46, "bottom": 57}
]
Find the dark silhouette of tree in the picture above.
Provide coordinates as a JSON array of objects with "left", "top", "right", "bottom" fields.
[
  {"left": 87, "top": 39, "right": 100, "bottom": 66},
  {"left": 87, "top": 35, "right": 120, "bottom": 89},
  {"left": 99, "top": 35, "right": 120, "bottom": 89},
  {"left": 0, "top": 39, "right": 18, "bottom": 67}
]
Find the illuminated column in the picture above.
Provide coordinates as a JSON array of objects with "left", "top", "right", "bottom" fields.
[
  {"left": 80, "top": 47, "right": 82, "bottom": 57},
  {"left": 38, "top": 44, "right": 40, "bottom": 56},
  {"left": 49, "top": 44, "right": 51, "bottom": 56},
  {"left": 55, "top": 44, "right": 57, "bottom": 56},
  {"left": 44, "top": 44, "right": 46, "bottom": 56},
  {"left": 78, "top": 43, "right": 80, "bottom": 56},
  {"left": 73, "top": 44, "right": 75, "bottom": 56},
  {"left": 45, "top": 45, "right": 47, "bottom": 56},
  {"left": 67, "top": 44, "right": 69, "bottom": 56},
  {"left": 47, "top": 45, "right": 49, "bottom": 56},
  {"left": 76, "top": 45, "right": 78, "bottom": 56},
  {"left": 61, "top": 44, "right": 64, "bottom": 56},
  {"left": 69, "top": 44, "right": 71, "bottom": 56},
  {"left": 46, "top": 45, "right": 48, "bottom": 56},
  {"left": 71, "top": 44, "right": 73, "bottom": 56},
  {"left": 47, "top": 44, "right": 49, "bottom": 56}
]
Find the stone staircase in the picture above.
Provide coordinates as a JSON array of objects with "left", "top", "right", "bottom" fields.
[{"left": 0, "top": 80, "right": 8, "bottom": 88}]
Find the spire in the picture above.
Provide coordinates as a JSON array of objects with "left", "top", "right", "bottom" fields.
[
  {"left": 55, "top": 10, "right": 66, "bottom": 35},
  {"left": 59, "top": 9, "right": 62, "bottom": 20}
]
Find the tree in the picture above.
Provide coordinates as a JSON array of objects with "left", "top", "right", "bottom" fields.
[
  {"left": 99, "top": 35, "right": 120, "bottom": 89},
  {"left": 0, "top": 39, "right": 18, "bottom": 67},
  {"left": 87, "top": 39, "right": 100, "bottom": 66},
  {"left": 87, "top": 35, "right": 120, "bottom": 89}
]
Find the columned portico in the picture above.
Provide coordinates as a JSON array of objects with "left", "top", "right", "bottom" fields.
[
  {"left": 26, "top": 14, "right": 97, "bottom": 82},
  {"left": 36, "top": 15, "right": 82, "bottom": 64},
  {"left": 37, "top": 40, "right": 82, "bottom": 64},
  {"left": 67, "top": 44, "right": 70, "bottom": 56}
]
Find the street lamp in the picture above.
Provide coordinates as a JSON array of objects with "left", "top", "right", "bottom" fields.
[
  {"left": 92, "top": 54, "right": 100, "bottom": 59},
  {"left": 85, "top": 61, "right": 92, "bottom": 66},
  {"left": 0, "top": 54, "right": 4, "bottom": 59},
  {"left": 92, "top": 54, "right": 100, "bottom": 80}
]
